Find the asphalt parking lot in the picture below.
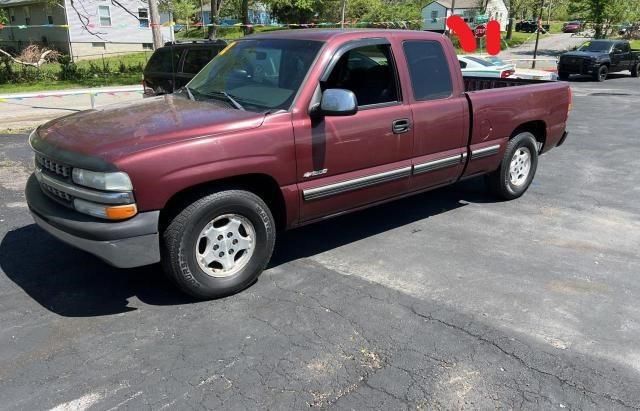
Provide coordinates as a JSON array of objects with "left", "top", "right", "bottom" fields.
[{"left": 1, "top": 75, "right": 639, "bottom": 410}]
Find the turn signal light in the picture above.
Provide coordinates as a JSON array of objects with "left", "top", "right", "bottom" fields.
[
  {"left": 74, "top": 198, "right": 138, "bottom": 220},
  {"left": 105, "top": 204, "right": 138, "bottom": 220}
]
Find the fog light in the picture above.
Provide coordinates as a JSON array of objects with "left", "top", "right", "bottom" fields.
[{"left": 74, "top": 198, "right": 137, "bottom": 220}]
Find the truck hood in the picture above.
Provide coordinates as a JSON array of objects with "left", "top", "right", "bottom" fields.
[
  {"left": 36, "top": 94, "right": 266, "bottom": 163},
  {"left": 561, "top": 51, "right": 609, "bottom": 60}
]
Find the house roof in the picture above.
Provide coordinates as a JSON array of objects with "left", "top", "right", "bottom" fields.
[
  {"left": 429, "top": 0, "right": 484, "bottom": 9},
  {"left": 0, "top": 0, "right": 43, "bottom": 7}
]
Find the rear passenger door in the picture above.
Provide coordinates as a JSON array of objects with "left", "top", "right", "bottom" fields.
[
  {"left": 402, "top": 40, "right": 469, "bottom": 191},
  {"left": 143, "top": 46, "right": 183, "bottom": 95}
]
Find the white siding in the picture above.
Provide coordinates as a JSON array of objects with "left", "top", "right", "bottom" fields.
[
  {"left": 65, "top": 0, "right": 171, "bottom": 49},
  {"left": 421, "top": 0, "right": 508, "bottom": 32},
  {"left": 0, "top": 3, "right": 70, "bottom": 53},
  {"left": 485, "top": 0, "right": 508, "bottom": 31},
  {"left": 421, "top": 3, "right": 447, "bottom": 32}
]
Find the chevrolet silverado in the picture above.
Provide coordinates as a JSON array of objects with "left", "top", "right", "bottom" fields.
[{"left": 26, "top": 29, "right": 572, "bottom": 298}]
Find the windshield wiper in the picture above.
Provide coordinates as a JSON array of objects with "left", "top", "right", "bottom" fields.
[
  {"left": 184, "top": 86, "right": 195, "bottom": 101},
  {"left": 208, "top": 90, "right": 245, "bottom": 111}
]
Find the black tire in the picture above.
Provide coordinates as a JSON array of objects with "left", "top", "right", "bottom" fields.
[
  {"left": 559, "top": 72, "right": 570, "bottom": 81},
  {"left": 631, "top": 63, "right": 640, "bottom": 78},
  {"left": 162, "top": 190, "right": 276, "bottom": 299},
  {"left": 487, "top": 132, "right": 539, "bottom": 201},
  {"left": 594, "top": 65, "right": 608, "bottom": 82}
]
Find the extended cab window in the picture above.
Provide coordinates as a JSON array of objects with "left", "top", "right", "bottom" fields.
[
  {"left": 403, "top": 41, "right": 453, "bottom": 101},
  {"left": 324, "top": 44, "right": 399, "bottom": 107},
  {"left": 187, "top": 39, "right": 322, "bottom": 112}
]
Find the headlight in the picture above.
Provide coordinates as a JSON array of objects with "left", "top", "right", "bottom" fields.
[{"left": 72, "top": 168, "right": 133, "bottom": 191}]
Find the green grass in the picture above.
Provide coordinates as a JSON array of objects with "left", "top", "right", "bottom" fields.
[
  {"left": 631, "top": 40, "right": 640, "bottom": 49},
  {"left": 0, "top": 52, "right": 149, "bottom": 94},
  {"left": 175, "top": 25, "right": 287, "bottom": 41},
  {"left": 502, "top": 31, "right": 535, "bottom": 48},
  {"left": 0, "top": 74, "right": 142, "bottom": 93}
]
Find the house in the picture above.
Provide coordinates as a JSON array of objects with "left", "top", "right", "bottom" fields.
[
  {"left": 421, "top": 0, "right": 508, "bottom": 33},
  {"left": 0, "top": 0, "right": 172, "bottom": 59},
  {"left": 199, "top": 2, "right": 276, "bottom": 26}
]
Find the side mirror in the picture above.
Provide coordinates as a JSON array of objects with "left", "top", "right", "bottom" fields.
[{"left": 317, "top": 89, "right": 358, "bottom": 116}]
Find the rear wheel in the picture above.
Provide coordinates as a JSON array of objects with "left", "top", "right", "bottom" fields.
[
  {"left": 487, "top": 132, "right": 539, "bottom": 200},
  {"left": 162, "top": 190, "right": 276, "bottom": 299},
  {"left": 594, "top": 65, "right": 608, "bottom": 82},
  {"left": 631, "top": 63, "right": 640, "bottom": 78}
]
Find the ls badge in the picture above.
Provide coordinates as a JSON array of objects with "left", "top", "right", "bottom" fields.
[{"left": 303, "top": 169, "right": 328, "bottom": 178}]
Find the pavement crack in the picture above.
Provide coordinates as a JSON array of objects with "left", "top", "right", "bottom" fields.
[{"left": 408, "top": 305, "right": 639, "bottom": 410}]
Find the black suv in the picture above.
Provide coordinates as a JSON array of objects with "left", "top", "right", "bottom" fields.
[
  {"left": 143, "top": 40, "right": 227, "bottom": 97},
  {"left": 558, "top": 40, "right": 640, "bottom": 82}
]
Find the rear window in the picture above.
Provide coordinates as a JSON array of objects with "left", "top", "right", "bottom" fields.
[
  {"left": 182, "top": 48, "right": 215, "bottom": 74},
  {"left": 403, "top": 41, "right": 452, "bottom": 101},
  {"left": 146, "top": 47, "right": 182, "bottom": 73},
  {"left": 465, "top": 56, "right": 495, "bottom": 67}
]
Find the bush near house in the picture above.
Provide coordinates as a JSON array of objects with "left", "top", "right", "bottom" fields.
[{"left": 0, "top": 50, "right": 150, "bottom": 93}]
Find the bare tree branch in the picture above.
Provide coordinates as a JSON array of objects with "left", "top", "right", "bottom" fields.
[{"left": 0, "top": 48, "right": 54, "bottom": 68}]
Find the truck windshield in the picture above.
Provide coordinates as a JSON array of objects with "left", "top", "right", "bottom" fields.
[
  {"left": 187, "top": 39, "right": 323, "bottom": 112},
  {"left": 578, "top": 41, "right": 613, "bottom": 53}
]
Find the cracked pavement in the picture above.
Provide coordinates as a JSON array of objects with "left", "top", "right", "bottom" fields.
[{"left": 1, "top": 76, "right": 639, "bottom": 410}]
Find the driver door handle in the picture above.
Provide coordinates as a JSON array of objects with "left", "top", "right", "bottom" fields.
[{"left": 392, "top": 118, "right": 411, "bottom": 134}]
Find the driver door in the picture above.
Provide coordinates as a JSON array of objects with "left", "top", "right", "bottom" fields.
[{"left": 294, "top": 40, "right": 414, "bottom": 222}]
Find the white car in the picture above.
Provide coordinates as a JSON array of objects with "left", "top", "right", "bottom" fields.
[
  {"left": 458, "top": 55, "right": 515, "bottom": 78},
  {"left": 476, "top": 55, "right": 559, "bottom": 81}
]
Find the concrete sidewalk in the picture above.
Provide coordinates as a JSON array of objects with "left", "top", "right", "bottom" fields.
[{"left": 0, "top": 85, "right": 143, "bottom": 131}]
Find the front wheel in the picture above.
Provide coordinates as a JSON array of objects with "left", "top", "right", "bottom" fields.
[
  {"left": 487, "top": 132, "right": 539, "bottom": 201},
  {"left": 162, "top": 190, "right": 276, "bottom": 299},
  {"left": 594, "top": 65, "right": 608, "bottom": 82},
  {"left": 631, "top": 63, "right": 640, "bottom": 78},
  {"left": 559, "top": 72, "right": 570, "bottom": 81}
]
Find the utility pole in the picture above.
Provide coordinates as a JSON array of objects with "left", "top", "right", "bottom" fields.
[
  {"left": 148, "top": 0, "right": 163, "bottom": 49},
  {"left": 448, "top": 0, "right": 456, "bottom": 35},
  {"left": 340, "top": 0, "right": 346, "bottom": 28},
  {"left": 531, "top": 0, "right": 544, "bottom": 69}
]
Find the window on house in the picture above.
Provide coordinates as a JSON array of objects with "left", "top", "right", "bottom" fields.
[
  {"left": 45, "top": 5, "right": 54, "bottom": 24},
  {"left": 324, "top": 44, "right": 400, "bottom": 107},
  {"left": 138, "top": 8, "right": 149, "bottom": 28},
  {"left": 143, "top": 43, "right": 153, "bottom": 50},
  {"left": 92, "top": 42, "right": 106, "bottom": 49},
  {"left": 98, "top": 5, "right": 111, "bottom": 27},
  {"left": 9, "top": 8, "right": 15, "bottom": 22},
  {"left": 431, "top": 10, "right": 438, "bottom": 23},
  {"left": 23, "top": 6, "right": 31, "bottom": 25}
]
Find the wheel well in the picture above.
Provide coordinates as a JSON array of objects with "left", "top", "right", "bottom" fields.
[
  {"left": 511, "top": 121, "right": 546, "bottom": 151},
  {"left": 159, "top": 174, "right": 287, "bottom": 232}
]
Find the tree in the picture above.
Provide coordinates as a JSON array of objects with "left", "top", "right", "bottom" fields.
[
  {"left": 0, "top": 9, "right": 8, "bottom": 25},
  {"left": 208, "top": 0, "right": 224, "bottom": 39},
  {"left": 506, "top": 0, "right": 538, "bottom": 40},
  {"left": 164, "top": 0, "right": 198, "bottom": 23},
  {"left": 568, "top": 0, "right": 640, "bottom": 38}
]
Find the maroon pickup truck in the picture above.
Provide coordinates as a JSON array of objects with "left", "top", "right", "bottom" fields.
[{"left": 26, "top": 29, "right": 571, "bottom": 299}]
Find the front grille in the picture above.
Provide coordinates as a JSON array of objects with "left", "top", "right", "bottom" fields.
[
  {"left": 36, "top": 154, "right": 71, "bottom": 179},
  {"left": 40, "top": 180, "right": 73, "bottom": 205}
]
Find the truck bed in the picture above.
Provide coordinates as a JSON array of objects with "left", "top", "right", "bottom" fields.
[{"left": 463, "top": 76, "right": 553, "bottom": 92}]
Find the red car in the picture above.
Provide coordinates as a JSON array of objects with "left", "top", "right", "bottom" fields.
[
  {"left": 563, "top": 21, "right": 582, "bottom": 33},
  {"left": 26, "top": 29, "right": 571, "bottom": 299}
]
